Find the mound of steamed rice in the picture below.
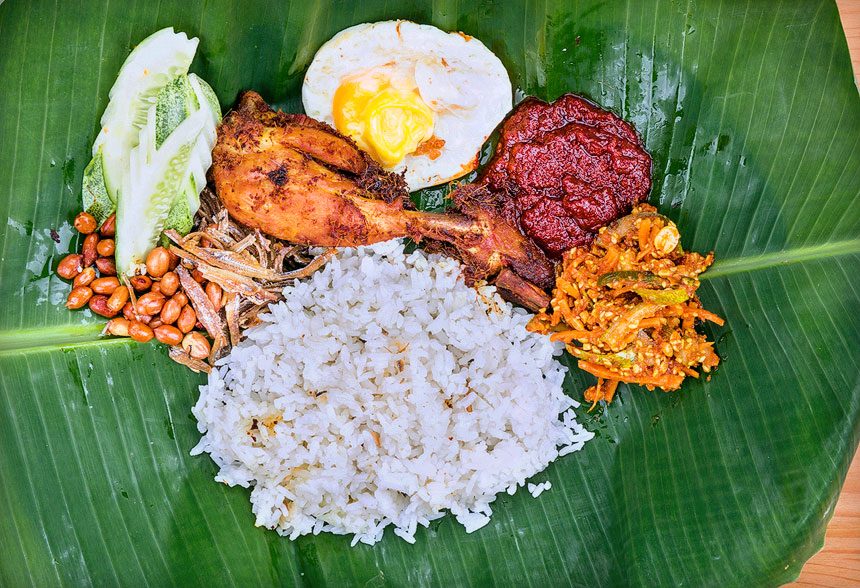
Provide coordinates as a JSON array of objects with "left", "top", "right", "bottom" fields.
[{"left": 191, "top": 240, "right": 593, "bottom": 545}]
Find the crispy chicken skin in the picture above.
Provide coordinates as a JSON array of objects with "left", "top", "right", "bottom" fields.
[{"left": 211, "top": 91, "right": 553, "bottom": 308}]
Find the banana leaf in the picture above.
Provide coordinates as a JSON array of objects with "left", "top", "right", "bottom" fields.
[{"left": 0, "top": 0, "right": 858, "bottom": 585}]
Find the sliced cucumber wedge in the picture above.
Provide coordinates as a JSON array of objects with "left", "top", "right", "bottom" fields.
[
  {"left": 81, "top": 148, "right": 113, "bottom": 225},
  {"left": 160, "top": 74, "right": 221, "bottom": 235},
  {"left": 115, "top": 105, "right": 208, "bottom": 276},
  {"left": 92, "top": 27, "right": 198, "bottom": 204}
]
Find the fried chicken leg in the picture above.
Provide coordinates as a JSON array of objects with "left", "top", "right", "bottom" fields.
[{"left": 211, "top": 92, "right": 553, "bottom": 308}]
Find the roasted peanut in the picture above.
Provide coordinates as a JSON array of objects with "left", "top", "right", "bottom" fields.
[
  {"left": 171, "top": 291, "right": 188, "bottom": 307},
  {"left": 128, "top": 320, "right": 154, "bottom": 343},
  {"left": 82, "top": 233, "right": 99, "bottom": 267},
  {"left": 149, "top": 318, "right": 164, "bottom": 329},
  {"left": 136, "top": 291, "right": 165, "bottom": 315},
  {"left": 74, "top": 211, "right": 97, "bottom": 234},
  {"left": 57, "top": 253, "right": 83, "bottom": 279},
  {"left": 205, "top": 282, "right": 223, "bottom": 311},
  {"left": 191, "top": 268, "right": 205, "bottom": 283},
  {"left": 106, "top": 317, "right": 130, "bottom": 337},
  {"left": 182, "top": 331, "right": 211, "bottom": 359},
  {"left": 122, "top": 301, "right": 136, "bottom": 321},
  {"left": 88, "top": 294, "right": 117, "bottom": 317},
  {"left": 176, "top": 305, "right": 197, "bottom": 333},
  {"left": 99, "top": 213, "right": 116, "bottom": 237},
  {"left": 160, "top": 297, "right": 182, "bottom": 325},
  {"left": 91, "top": 276, "right": 120, "bottom": 295},
  {"left": 154, "top": 325, "right": 183, "bottom": 345},
  {"left": 106, "top": 285, "right": 129, "bottom": 314},
  {"left": 159, "top": 271, "right": 179, "bottom": 296},
  {"left": 72, "top": 266, "right": 96, "bottom": 287},
  {"left": 95, "top": 256, "right": 117, "bottom": 276},
  {"left": 167, "top": 249, "right": 180, "bottom": 270},
  {"left": 145, "top": 247, "right": 170, "bottom": 277},
  {"left": 66, "top": 286, "right": 93, "bottom": 309},
  {"left": 96, "top": 238, "right": 115, "bottom": 256},
  {"left": 150, "top": 282, "right": 162, "bottom": 295},
  {"left": 653, "top": 225, "right": 680, "bottom": 256},
  {"left": 129, "top": 275, "right": 152, "bottom": 292}
]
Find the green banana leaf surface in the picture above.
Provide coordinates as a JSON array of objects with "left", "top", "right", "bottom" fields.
[{"left": 1, "top": 0, "right": 859, "bottom": 585}]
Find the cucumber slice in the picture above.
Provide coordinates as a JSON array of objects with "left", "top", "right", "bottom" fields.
[
  {"left": 155, "top": 75, "right": 199, "bottom": 148},
  {"left": 115, "top": 105, "right": 207, "bottom": 276},
  {"left": 81, "top": 148, "right": 114, "bottom": 225},
  {"left": 160, "top": 74, "right": 221, "bottom": 235},
  {"left": 91, "top": 27, "right": 198, "bottom": 204}
]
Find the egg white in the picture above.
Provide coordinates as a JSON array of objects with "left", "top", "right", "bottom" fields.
[{"left": 302, "top": 20, "right": 512, "bottom": 191}]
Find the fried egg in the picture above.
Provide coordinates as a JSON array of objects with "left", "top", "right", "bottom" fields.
[{"left": 302, "top": 21, "right": 512, "bottom": 191}]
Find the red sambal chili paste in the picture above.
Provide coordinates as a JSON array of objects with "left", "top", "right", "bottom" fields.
[{"left": 478, "top": 94, "right": 652, "bottom": 257}]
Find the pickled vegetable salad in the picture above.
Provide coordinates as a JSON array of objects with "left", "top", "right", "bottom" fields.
[{"left": 81, "top": 27, "right": 221, "bottom": 277}]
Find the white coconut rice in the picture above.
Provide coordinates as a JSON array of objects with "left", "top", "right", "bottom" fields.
[{"left": 191, "top": 240, "right": 593, "bottom": 545}]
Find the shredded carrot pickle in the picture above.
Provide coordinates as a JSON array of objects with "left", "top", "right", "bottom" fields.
[{"left": 527, "top": 204, "right": 723, "bottom": 405}]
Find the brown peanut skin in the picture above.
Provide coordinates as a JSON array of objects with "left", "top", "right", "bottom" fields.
[
  {"left": 136, "top": 292, "right": 166, "bottom": 316},
  {"left": 74, "top": 212, "right": 97, "bottom": 234},
  {"left": 88, "top": 295, "right": 117, "bottom": 317},
  {"left": 96, "top": 238, "right": 115, "bottom": 256},
  {"left": 91, "top": 277, "right": 119, "bottom": 295},
  {"left": 129, "top": 321, "right": 154, "bottom": 343},
  {"left": 73, "top": 266, "right": 96, "bottom": 287},
  {"left": 81, "top": 233, "right": 99, "bottom": 267},
  {"left": 106, "top": 286, "right": 129, "bottom": 314},
  {"left": 205, "top": 282, "right": 223, "bottom": 312},
  {"left": 176, "top": 305, "right": 197, "bottom": 333},
  {"left": 57, "top": 254, "right": 84, "bottom": 279},
  {"left": 66, "top": 286, "right": 93, "bottom": 309},
  {"left": 122, "top": 302, "right": 136, "bottom": 321},
  {"left": 160, "top": 298, "right": 182, "bottom": 325},
  {"left": 182, "top": 331, "right": 211, "bottom": 359},
  {"left": 154, "top": 325, "right": 183, "bottom": 346},
  {"left": 99, "top": 214, "right": 116, "bottom": 237},
  {"left": 171, "top": 291, "right": 188, "bottom": 307},
  {"left": 145, "top": 247, "right": 170, "bottom": 278},
  {"left": 167, "top": 250, "right": 180, "bottom": 270},
  {"left": 95, "top": 257, "right": 117, "bottom": 276},
  {"left": 159, "top": 271, "right": 179, "bottom": 296},
  {"left": 129, "top": 275, "right": 152, "bottom": 292},
  {"left": 106, "top": 317, "right": 130, "bottom": 337}
]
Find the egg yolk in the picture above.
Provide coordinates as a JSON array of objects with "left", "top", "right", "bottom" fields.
[{"left": 332, "top": 76, "right": 435, "bottom": 168}]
